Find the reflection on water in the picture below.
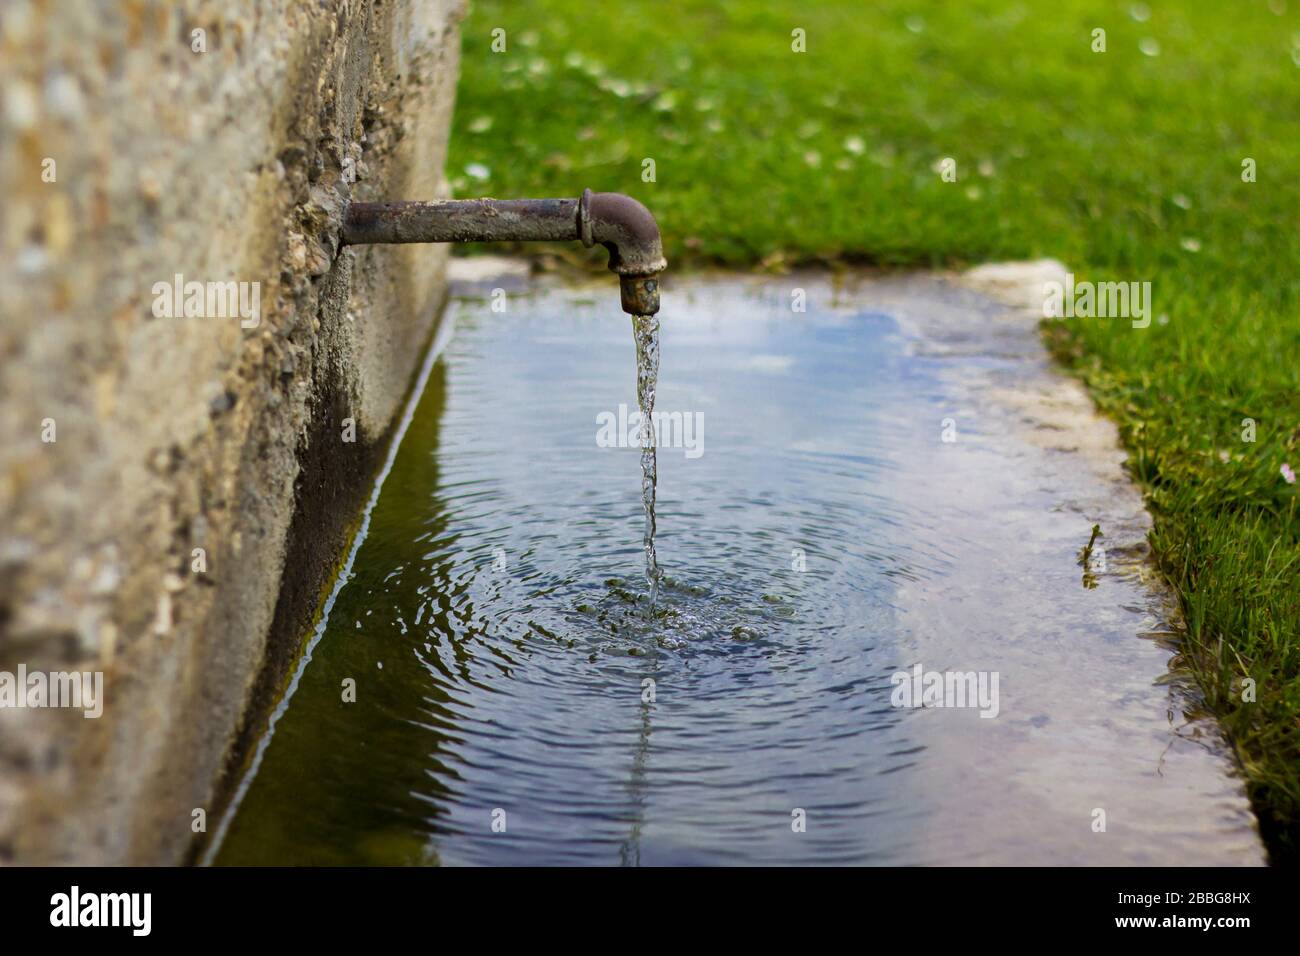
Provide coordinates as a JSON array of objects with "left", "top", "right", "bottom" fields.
[{"left": 213, "top": 274, "right": 1262, "bottom": 866}]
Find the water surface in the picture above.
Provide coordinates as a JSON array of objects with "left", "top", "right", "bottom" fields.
[{"left": 213, "top": 273, "right": 1262, "bottom": 865}]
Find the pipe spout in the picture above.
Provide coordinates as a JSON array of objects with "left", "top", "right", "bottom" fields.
[
  {"left": 578, "top": 189, "right": 666, "bottom": 315},
  {"left": 340, "top": 189, "right": 665, "bottom": 315}
]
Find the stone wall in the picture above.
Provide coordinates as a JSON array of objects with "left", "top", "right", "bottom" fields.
[{"left": 0, "top": 0, "right": 463, "bottom": 864}]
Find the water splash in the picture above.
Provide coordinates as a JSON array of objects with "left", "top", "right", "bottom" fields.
[{"left": 631, "top": 313, "right": 662, "bottom": 610}]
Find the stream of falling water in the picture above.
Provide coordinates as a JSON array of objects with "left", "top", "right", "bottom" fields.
[{"left": 631, "top": 313, "right": 661, "bottom": 611}]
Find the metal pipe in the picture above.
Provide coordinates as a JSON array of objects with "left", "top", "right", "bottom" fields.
[
  {"left": 340, "top": 189, "right": 664, "bottom": 315},
  {"left": 341, "top": 198, "right": 579, "bottom": 245}
]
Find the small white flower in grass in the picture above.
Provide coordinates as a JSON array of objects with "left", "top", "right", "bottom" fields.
[
  {"left": 465, "top": 163, "right": 491, "bottom": 181},
  {"left": 1180, "top": 237, "right": 1201, "bottom": 252},
  {"left": 469, "top": 116, "right": 493, "bottom": 133},
  {"left": 978, "top": 159, "right": 996, "bottom": 177},
  {"left": 1139, "top": 37, "right": 1160, "bottom": 56},
  {"left": 1172, "top": 193, "right": 1191, "bottom": 209},
  {"left": 844, "top": 135, "right": 865, "bottom": 155},
  {"left": 803, "top": 150, "right": 822, "bottom": 168},
  {"left": 564, "top": 51, "right": 585, "bottom": 69},
  {"left": 1219, "top": 450, "right": 1231, "bottom": 464},
  {"left": 1130, "top": 3, "right": 1151, "bottom": 22},
  {"left": 965, "top": 185, "right": 982, "bottom": 200},
  {"left": 652, "top": 91, "right": 677, "bottom": 112},
  {"left": 1283, "top": 463, "right": 1297, "bottom": 484},
  {"left": 694, "top": 96, "right": 716, "bottom": 112}
]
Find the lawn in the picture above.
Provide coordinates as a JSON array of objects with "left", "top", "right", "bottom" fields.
[{"left": 448, "top": 0, "right": 1300, "bottom": 859}]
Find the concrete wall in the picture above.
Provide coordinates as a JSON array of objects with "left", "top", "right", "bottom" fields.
[{"left": 0, "top": 0, "right": 463, "bottom": 864}]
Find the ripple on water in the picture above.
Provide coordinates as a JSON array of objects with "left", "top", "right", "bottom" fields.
[{"left": 213, "top": 275, "right": 1262, "bottom": 866}]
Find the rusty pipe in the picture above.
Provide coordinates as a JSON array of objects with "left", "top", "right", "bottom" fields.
[{"left": 340, "top": 189, "right": 665, "bottom": 315}]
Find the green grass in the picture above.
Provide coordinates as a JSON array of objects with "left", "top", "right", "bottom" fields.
[{"left": 449, "top": 0, "right": 1300, "bottom": 859}]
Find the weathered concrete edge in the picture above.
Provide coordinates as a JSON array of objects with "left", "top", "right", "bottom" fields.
[
  {"left": 0, "top": 1, "right": 464, "bottom": 864},
  {"left": 954, "top": 258, "right": 1269, "bottom": 856},
  {"left": 194, "top": 278, "right": 452, "bottom": 865}
]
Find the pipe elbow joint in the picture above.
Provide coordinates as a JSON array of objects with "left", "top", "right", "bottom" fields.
[{"left": 579, "top": 189, "right": 666, "bottom": 315}]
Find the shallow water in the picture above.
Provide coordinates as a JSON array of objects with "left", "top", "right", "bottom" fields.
[{"left": 213, "top": 272, "right": 1263, "bottom": 865}]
